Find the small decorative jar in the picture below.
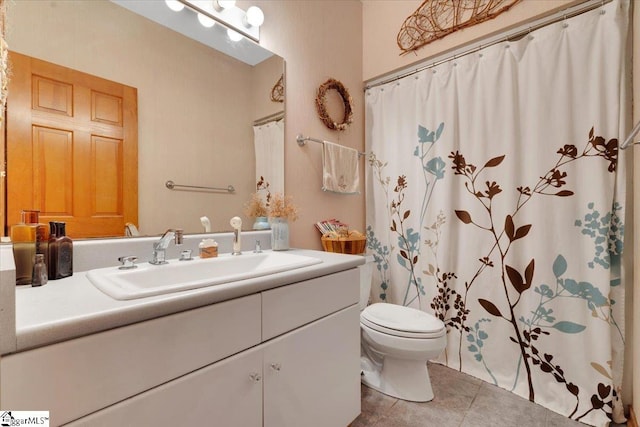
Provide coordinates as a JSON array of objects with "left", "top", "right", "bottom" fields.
[
  {"left": 252, "top": 216, "right": 270, "bottom": 230},
  {"left": 270, "top": 217, "right": 289, "bottom": 250}
]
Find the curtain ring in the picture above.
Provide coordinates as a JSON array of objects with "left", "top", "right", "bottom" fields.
[
  {"left": 562, "top": 13, "right": 569, "bottom": 28},
  {"left": 600, "top": 0, "right": 606, "bottom": 15}
]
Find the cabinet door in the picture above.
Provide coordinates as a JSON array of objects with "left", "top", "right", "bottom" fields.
[
  {"left": 263, "top": 304, "right": 361, "bottom": 427},
  {"left": 68, "top": 346, "right": 263, "bottom": 427}
]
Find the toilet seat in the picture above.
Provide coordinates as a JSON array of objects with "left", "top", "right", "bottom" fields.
[{"left": 361, "top": 303, "right": 445, "bottom": 339}]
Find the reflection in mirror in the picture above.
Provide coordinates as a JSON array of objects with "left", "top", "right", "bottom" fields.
[{"left": 3, "top": 0, "right": 284, "bottom": 238}]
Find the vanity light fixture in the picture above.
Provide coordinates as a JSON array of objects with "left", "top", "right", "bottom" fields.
[
  {"left": 169, "top": 0, "right": 263, "bottom": 42},
  {"left": 165, "top": 0, "right": 185, "bottom": 12},
  {"left": 227, "top": 28, "right": 244, "bottom": 42},
  {"left": 215, "top": 0, "right": 236, "bottom": 10},
  {"left": 197, "top": 13, "right": 216, "bottom": 27},
  {"left": 244, "top": 6, "right": 264, "bottom": 28}
]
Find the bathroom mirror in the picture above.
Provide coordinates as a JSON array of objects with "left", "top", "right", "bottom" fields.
[{"left": 3, "top": 0, "right": 284, "bottom": 237}]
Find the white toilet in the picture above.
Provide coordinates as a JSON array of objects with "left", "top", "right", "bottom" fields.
[{"left": 358, "top": 256, "right": 446, "bottom": 402}]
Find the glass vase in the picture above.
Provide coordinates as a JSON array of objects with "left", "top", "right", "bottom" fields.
[
  {"left": 270, "top": 217, "right": 289, "bottom": 251},
  {"left": 252, "top": 216, "right": 270, "bottom": 230}
]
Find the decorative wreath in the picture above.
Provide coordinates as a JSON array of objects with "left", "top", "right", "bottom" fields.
[{"left": 315, "top": 78, "right": 353, "bottom": 131}]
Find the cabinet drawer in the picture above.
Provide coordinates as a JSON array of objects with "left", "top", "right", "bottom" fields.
[
  {"left": 1, "top": 294, "right": 261, "bottom": 426},
  {"left": 262, "top": 268, "right": 359, "bottom": 341},
  {"left": 67, "top": 346, "right": 264, "bottom": 427}
]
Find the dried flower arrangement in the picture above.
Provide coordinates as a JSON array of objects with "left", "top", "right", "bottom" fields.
[
  {"left": 244, "top": 176, "right": 273, "bottom": 218},
  {"left": 315, "top": 78, "right": 353, "bottom": 131},
  {"left": 243, "top": 192, "right": 269, "bottom": 218},
  {"left": 268, "top": 193, "right": 299, "bottom": 221}
]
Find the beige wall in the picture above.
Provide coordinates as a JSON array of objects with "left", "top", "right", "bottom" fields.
[
  {"left": 252, "top": 55, "right": 285, "bottom": 123},
  {"left": 250, "top": 0, "right": 365, "bottom": 250},
  {"left": 5, "top": 0, "right": 260, "bottom": 235},
  {"left": 363, "top": 0, "right": 636, "bottom": 415}
]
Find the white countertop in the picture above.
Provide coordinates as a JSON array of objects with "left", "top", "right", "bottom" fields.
[{"left": 9, "top": 249, "right": 365, "bottom": 354}]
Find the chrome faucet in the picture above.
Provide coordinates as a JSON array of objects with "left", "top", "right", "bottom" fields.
[
  {"left": 230, "top": 216, "right": 242, "bottom": 256},
  {"left": 150, "top": 228, "right": 184, "bottom": 265}
]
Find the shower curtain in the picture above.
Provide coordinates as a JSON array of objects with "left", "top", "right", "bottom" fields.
[
  {"left": 253, "top": 118, "right": 284, "bottom": 197},
  {"left": 365, "top": 1, "right": 629, "bottom": 426}
]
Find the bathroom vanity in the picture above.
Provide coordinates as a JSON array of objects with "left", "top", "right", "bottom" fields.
[{"left": 0, "top": 232, "right": 363, "bottom": 426}]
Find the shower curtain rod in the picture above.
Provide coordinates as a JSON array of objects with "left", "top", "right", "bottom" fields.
[
  {"left": 620, "top": 120, "right": 640, "bottom": 150},
  {"left": 253, "top": 110, "right": 284, "bottom": 126},
  {"left": 364, "top": 0, "right": 612, "bottom": 91}
]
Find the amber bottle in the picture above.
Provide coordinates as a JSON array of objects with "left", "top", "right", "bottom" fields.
[
  {"left": 11, "top": 212, "right": 37, "bottom": 285},
  {"left": 11, "top": 210, "right": 48, "bottom": 285}
]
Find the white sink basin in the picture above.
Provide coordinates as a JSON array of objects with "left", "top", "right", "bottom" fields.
[{"left": 87, "top": 251, "right": 323, "bottom": 300}]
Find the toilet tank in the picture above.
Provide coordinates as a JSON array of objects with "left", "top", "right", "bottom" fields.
[{"left": 358, "top": 255, "right": 375, "bottom": 311}]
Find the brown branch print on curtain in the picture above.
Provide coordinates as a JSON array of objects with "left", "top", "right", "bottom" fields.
[
  {"left": 446, "top": 127, "right": 618, "bottom": 419},
  {"left": 397, "top": 0, "right": 521, "bottom": 55}
]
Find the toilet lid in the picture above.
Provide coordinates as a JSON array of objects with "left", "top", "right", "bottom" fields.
[{"left": 361, "top": 303, "right": 445, "bottom": 338}]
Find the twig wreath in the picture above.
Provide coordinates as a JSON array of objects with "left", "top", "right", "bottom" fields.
[{"left": 315, "top": 78, "right": 353, "bottom": 131}]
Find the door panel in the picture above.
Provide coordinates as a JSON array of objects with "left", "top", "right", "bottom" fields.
[
  {"left": 263, "top": 305, "right": 361, "bottom": 427},
  {"left": 6, "top": 51, "right": 137, "bottom": 237}
]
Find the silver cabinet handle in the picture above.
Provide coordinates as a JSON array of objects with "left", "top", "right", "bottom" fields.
[
  {"left": 249, "top": 373, "right": 262, "bottom": 383},
  {"left": 270, "top": 363, "right": 281, "bottom": 372}
]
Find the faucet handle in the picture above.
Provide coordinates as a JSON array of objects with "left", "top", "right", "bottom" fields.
[
  {"left": 179, "top": 249, "right": 193, "bottom": 261},
  {"left": 175, "top": 229, "right": 184, "bottom": 245},
  {"left": 118, "top": 255, "right": 138, "bottom": 270},
  {"left": 253, "top": 240, "right": 262, "bottom": 253}
]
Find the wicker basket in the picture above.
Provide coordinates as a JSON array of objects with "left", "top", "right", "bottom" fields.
[{"left": 321, "top": 235, "right": 366, "bottom": 255}]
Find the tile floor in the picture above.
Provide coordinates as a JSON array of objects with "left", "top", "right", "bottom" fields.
[{"left": 351, "top": 362, "right": 627, "bottom": 427}]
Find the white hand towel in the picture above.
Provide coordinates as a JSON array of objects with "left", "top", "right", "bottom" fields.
[{"left": 322, "top": 141, "right": 360, "bottom": 194}]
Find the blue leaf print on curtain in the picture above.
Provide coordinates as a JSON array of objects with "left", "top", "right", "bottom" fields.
[
  {"left": 575, "top": 202, "right": 624, "bottom": 272},
  {"left": 369, "top": 123, "right": 448, "bottom": 308},
  {"left": 426, "top": 157, "right": 446, "bottom": 179}
]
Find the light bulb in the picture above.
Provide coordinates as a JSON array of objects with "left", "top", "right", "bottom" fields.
[
  {"left": 165, "top": 0, "right": 184, "bottom": 12},
  {"left": 197, "top": 13, "right": 215, "bottom": 28},
  {"left": 227, "top": 28, "right": 243, "bottom": 42},
  {"left": 245, "top": 6, "right": 264, "bottom": 27},
  {"left": 216, "top": 0, "right": 236, "bottom": 9}
]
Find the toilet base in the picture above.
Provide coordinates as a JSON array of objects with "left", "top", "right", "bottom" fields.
[{"left": 360, "top": 356, "right": 434, "bottom": 402}]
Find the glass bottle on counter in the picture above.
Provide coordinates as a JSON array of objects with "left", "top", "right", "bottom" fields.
[
  {"left": 10, "top": 211, "right": 37, "bottom": 285},
  {"left": 47, "top": 222, "right": 58, "bottom": 280},
  {"left": 11, "top": 210, "right": 49, "bottom": 285},
  {"left": 29, "top": 211, "right": 49, "bottom": 259},
  {"left": 49, "top": 222, "right": 73, "bottom": 279},
  {"left": 31, "top": 254, "right": 48, "bottom": 287}
]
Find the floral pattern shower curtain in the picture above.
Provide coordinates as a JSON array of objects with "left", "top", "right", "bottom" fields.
[{"left": 365, "top": 2, "right": 629, "bottom": 426}]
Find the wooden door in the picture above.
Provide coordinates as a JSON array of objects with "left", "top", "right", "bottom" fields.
[{"left": 6, "top": 52, "right": 137, "bottom": 238}]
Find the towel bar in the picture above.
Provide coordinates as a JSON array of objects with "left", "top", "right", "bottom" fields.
[
  {"left": 165, "top": 180, "right": 235, "bottom": 193},
  {"left": 296, "top": 134, "right": 366, "bottom": 158}
]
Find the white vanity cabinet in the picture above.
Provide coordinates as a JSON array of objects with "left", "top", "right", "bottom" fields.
[
  {"left": 263, "top": 305, "right": 360, "bottom": 427},
  {"left": 1, "top": 267, "right": 361, "bottom": 427}
]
